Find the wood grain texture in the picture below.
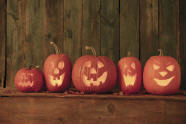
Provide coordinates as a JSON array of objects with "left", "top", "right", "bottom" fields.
[
  {"left": 7, "top": 0, "right": 27, "bottom": 88},
  {"left": 25, "top": 0, "right": 45, "bottom": 69},
  {"left": 7, "top": 0, "right": 45, "bottom": 88},
  {"left": 64, "top": 0, "right": 82, "bottom": 64},
  {"left": 140, "top": 0, "right": 159, "bottom": 66},
  {"left": 0, "top": 0, "right": 6, "bottom": 87},
  {"left": 120, "top": 0, "right": 139, "bottom": 58},
  {"left": 0, "top": 95, "right": 186, "bottom": 124},
  {"left": 82, "top": 0, "right": 101, "bottom": 56},
  {"left": 159, "top": 0, "right": 179, "bottom": 58},
  {"left": 1, "top": 88, "right": 186, "bottom": 101},
  {"left": 44, "top": 0, "right": 64, "bottom": 58},
  {"left": 100, "top": 0, "right": 119, "bottom": 64},
  {"left": 180, "top": 0, "right": 186, "bottom": 89}
]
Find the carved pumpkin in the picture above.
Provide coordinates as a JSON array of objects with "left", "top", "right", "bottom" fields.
[
  {"left": 72, "top": 46, "right": 117, "bottom": 93},
  {"left": 14, "top": 66, "right": 43, "bottom": 92},
  {"left": 43, "top": 42, "right": 72, "bottom": 92},
  {"left": 118, "top": 53, "right": 142, "bottom": 94},
  {"left": 143, "top": 49, "right": 181, "bottom": 95}
]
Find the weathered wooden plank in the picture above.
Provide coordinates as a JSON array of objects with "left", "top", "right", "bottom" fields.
[
  {"left": 159, "top": 0, "right": 179, "bottom": 58},
  {"left": 82, "top": 0, "right": 101, "bottom": 56},
  {"left": 120, "top": 0, "right": 139, "bottom": 58},
  {"left": 7, "top": 0, "right": 45, "bottom": 88},
  {"left": 25, "top": 0, "right": 46, "bottom": 68},
  {"left": 7, "top": 0, "right": 27, "bottom": 88},
  {"left": 180, "top": 0, "right": 186, "bottom": 89},
  {"left": 140, "top": 0, "right": 159, "bottom": 66},
  {"left": 0, "top": 96, "right": 186, "bottom": 124},
  {"left": 44, "top": 0, "right": 64, "bottom": 57},
  {"left": 64, "top": 0, "right": 82, "bottom": 64},
  {"left": 0, "top": 0, "right": 6, "bottom": 87},
  {"left": 100, "top": 0, "right": 119, "bottom": 64}
]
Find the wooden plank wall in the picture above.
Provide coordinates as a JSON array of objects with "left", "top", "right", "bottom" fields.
[
  {"left": 0, "top": 0, "right": 6, "bottom": 88},
  {"left": 0, "top": 0, "right": 185, "bottom": 89}
]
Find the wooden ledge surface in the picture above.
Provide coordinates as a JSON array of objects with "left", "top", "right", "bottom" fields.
[
  {"left": 0, "top": 88, "right": 186, "bottom": 124},
  {"left": 1, "top": 88, "right": 186, "bottom": 101}
]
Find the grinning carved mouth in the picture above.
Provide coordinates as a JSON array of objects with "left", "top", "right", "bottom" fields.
[
  {"left": 49, "top": 73, "right": 65, "bottom": 87},
  {"left": 123, "top": 74, "right": 137, "bottom": 87},
  {"left": 154, "top": 76, "right": 175, "bottom": 87},
  {"left": 83, "top": 72, "right": 108, "bottom": 86},
  {"left": 19, "top": 81, "right": 34, "bottom": 87}
]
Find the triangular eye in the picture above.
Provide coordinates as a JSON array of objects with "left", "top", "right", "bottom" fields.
[
  {"left": 58, "top": 61, "right": 64, "bottom": 70},
  {"left": 97, "top": 61, "right": 104, "bottom": 68},
  {"left": 166, "top": 65, "right": 174, "bottom": 72},
  {"left": 84, "top": 61, "right": 91, "bottom": 68},
  {"left": 131, "top": 63, "right": 136, "bottom": 69},
  {"left": 153, "top": 64, "right": 160, "bottom": 70}
]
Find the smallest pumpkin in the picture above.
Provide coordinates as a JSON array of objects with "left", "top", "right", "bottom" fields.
[
  {"left": 118, "top": 52, "right": 142, "bottom": 94},
  {"left": 14, "top": 65, "right": 44, "bottom": 92}
]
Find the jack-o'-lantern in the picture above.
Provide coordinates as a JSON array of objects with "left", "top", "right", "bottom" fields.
[
  {"left": 72, "top": 46, "right": 117, "bottom": 93},
  {"left": 14, "top": 65, "right": 44, "bottom": 92},
  {"left": 143, "top": 49, "right": 181, "bottom": 95},
  {"left": 43, "top": 42, "right": 72, "bottom": 92},
  {"left": 118, "top": 52, "right": 142, "bottom": 94}
]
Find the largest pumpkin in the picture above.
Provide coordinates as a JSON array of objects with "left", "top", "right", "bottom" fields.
[{"left": 72, "top": 46, "right": 117, "bottom": 93}]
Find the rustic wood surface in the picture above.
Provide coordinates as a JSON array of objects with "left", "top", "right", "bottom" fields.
[
  {"left": 159, "top": 0, "right": 179, "bottom": 58},
  {"left": 0, "top": 97, "right": 185, "bottom": 124},
  {"left": 0, "top": 0, "right": 6, "bottom": 88},
  {"left": 0, "top": 88, "right": 186, "bottom": 124},
  {"left": 7, "top": 0, "right": 46, "bottom": 88},
  {"left": 44, "top": 0, "right": 64, "bottom": 57},
  {"left": 120, "top": 0, "right": 139, "bottom": 58},
  {"left": 0, "top": 88, "right": 186, "bottom": 100},
  {"left": 82, "top": 0, "right": 101, "bottom": 56},
  {"left": 7, "top": 0, "right": 26, "bottom": 88},
  {"left": 64, "top": 0, "right": 82, "bottom": 64},
  {"left": 180, "top": 0, "right": 186, "bottom": 89},
  {"left": 0, "top": 0, "right": 185, "bottom": 89},
  {"left": 140, "top": 0, "right": 159, "bottom": 66},
  {"left": 101, "top": 0, "right": 119, "bottom": 64}
]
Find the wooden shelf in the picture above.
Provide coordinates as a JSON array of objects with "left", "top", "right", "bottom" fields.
[
  {"left": 0, "top": 88, "right": 186, "bottom": 124},
  {"left": 1, "top": 88, "right": 186, "bottom": 101}
]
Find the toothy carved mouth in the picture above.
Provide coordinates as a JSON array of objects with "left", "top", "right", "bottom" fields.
[
  {"left": 19, "top": 81, "right": 34, "bottom": 87},
  {"left": 49, "top": 73, "right": 65, "bottom": 87},
  {"left": 154, "top": 76, "right": 175, "bottom": 87},
  {"left": 123, "top": 74, "right": 137, "bottom": 87},
  {"left": 83, "top": 72, "right": 108, "bottom": 86}
]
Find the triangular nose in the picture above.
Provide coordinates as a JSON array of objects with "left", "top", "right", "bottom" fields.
[
  {"left": 127, "top": 69, "right": 132, "bottom": 73},
  {"left": 159, "top": 71, "right": 167, "bottom": 77}
]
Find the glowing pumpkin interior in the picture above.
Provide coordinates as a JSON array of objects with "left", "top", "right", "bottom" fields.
[
  {"left": 152, "top": 62, "right": 175, "bottom": 87},
  {"left": 19, "top": 73, "right": 34, "bottom": 87},
  {"left": 49, "top": 61, "right": 65, "bottom": 87},
  {"left": 123, "top": 62, "right": 137, "bottom": 87},
  {"left": 82, "top": 60, "right": 108, "bottom": 87}
]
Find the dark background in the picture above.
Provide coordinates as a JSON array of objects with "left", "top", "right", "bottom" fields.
[{"left": 0, "top": 0, "right": 186, "bottom": 89}]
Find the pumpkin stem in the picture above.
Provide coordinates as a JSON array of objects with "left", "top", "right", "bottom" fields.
[
  {"left": 158, "top": 49, "right": 164, "bottom": 56},
  {"left": 28, "top": 65, "right": 39, "bottom": 69},
  {"left": 127, "top": 51, "right": 131, "bottom": 57},
  {"left": 85, "top": 46, "right": 96, "bottom": 56},
  {"left": 50, "top": 42, "right": 60, "bottom": 54}
]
